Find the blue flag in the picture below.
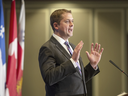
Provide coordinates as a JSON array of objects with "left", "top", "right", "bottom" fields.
[{"left": 0, "top": 0, "right": 6, "bottom": 96}]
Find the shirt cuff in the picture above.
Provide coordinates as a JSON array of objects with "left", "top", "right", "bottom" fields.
[
  {"left": 70, "top": 58, "right": 77, "bottom": 68},
  {"left": 94, "top": 66, "right": 98, "bottom": 70}
]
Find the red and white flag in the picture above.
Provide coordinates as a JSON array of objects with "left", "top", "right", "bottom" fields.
[
  {"left": 17, "top": 0, "right": 25, "bottom": 96},
  {"left": 6, "top": 0, "right": 17, "bottom": 96}
]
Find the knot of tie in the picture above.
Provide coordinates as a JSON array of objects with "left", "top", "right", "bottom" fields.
[{"left": 64, "top": 41, "right": 70, "bottom": 47}]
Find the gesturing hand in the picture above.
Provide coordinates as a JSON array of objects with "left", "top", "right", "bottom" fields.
[
  {"left": 72, "top": 41, "right": 84, "bottom": 62},
  {"left": 86, "top": 43, "right": 104, "bottom": 69}
]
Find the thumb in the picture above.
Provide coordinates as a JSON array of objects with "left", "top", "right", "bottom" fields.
[{"left": 86, "top": 51, "right": 90, "bottom": 59}]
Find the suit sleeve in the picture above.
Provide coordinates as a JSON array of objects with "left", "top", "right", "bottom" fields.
[
  {"left": 84, "top": 63, "right": 100, "bottom": 83},
  {"left": 38, "top": 46, "right": 77, "bottom": 86}
]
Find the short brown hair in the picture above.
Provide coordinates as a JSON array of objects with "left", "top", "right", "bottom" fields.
[{"left": 50, "top": 9, "right": 71, "bottom": 32}]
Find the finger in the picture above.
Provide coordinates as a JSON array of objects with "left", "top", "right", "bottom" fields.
[
  {"left": 76, "top": 41, "right": 83, "bottom": 48},
  {"left": 97, "top": 44, "right": 101, "bottom": 52},
  {"left": 80, "top": 41, "right": 84, "bottom": 48},
  {"left": 86, "top": 51, "right": 90, "bottom": 59},
  {"left": 91, "top": 43, "right": 94, "bottom": 52},
  {"left": 74, "top": 42, "right": 81, "bottom": 51},
  {"left": 79, "top": 42, "right": 84, "bottom": 52},
  {"left": 74, "top": 41, "right": 84, "bottom": 52},
  {"left": 77, "top": 41, "right": 84, "bottom": 50},
  {"left": 99, "top": 48, "right": 104, "bottom": 55},
  {"left": 94, "top": 43, "right": 98, "bottom": 51}
]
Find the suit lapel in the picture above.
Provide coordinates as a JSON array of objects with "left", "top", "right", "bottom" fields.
[
  {"left": 50, "top": 36, "right": 71, "bottom": 59},
  {"left": 50, "top": 36, "right": 83, "bottom": 78}
]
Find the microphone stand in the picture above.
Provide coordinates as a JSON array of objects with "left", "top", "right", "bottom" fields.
[{"left": 109, "top": 60, "right": 128, "bottom": 77}]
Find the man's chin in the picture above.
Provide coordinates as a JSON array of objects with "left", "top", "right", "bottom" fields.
[
  {"left": 68, "top": 34, "right": 73, "bottom": 38},
  {"left": 70, "top": 34, "right": 73, "bottom": 37},
  {"left": 68, "top": 32, "right": 73, "bottom": 36}
]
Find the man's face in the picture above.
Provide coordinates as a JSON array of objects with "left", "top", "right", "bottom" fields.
[{"left": 57, "top": 13, "right": 74, "bottom": 40}]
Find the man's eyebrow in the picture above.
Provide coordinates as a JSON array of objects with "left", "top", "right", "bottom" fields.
[{"left": 66, "top": 19, "right": 74, "bottom": 20}]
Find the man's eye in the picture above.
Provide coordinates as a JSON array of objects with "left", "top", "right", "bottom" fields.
[{"left": 65, "top": 21, "right": 69, "bottom": 23}]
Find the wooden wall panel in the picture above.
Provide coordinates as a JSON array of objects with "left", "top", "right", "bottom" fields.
[
  {"left": 94, "top": 9, "right": 127, "bottom": 96},
  {"left": 22, "top": 9, "right": 49, "bottom": 96}
]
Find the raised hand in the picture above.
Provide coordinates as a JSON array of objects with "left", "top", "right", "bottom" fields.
[
  {"left": 86, "top": 43, "right": 104, "bottom": 69},
  {"left": 72, "top": 41, "right": 84, "bottom": 62}
]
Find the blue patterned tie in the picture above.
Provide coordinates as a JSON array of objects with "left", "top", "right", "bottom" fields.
[{"left": 64, "top": 41, "right": 82, "bottom": 75}]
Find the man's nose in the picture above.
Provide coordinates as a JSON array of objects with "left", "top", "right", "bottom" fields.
[{"left": 69, "top": 21, "right": 74, "bottom": 27}]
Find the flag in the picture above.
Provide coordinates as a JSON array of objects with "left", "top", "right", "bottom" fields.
[
  {"left": 6, "top": 0, "right": 17, "bottom": 96},
  {"left": 17, "top": 0, "right": 25, "bottom": 96},
  {"left": 0, "top": 0, "right": 6, "bottom": 96}
]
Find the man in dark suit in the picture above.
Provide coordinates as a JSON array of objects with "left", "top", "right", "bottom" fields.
[{"left": 38, "top": 9, "right": 104, "bottom": 96}]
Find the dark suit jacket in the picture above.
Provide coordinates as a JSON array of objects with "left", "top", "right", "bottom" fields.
[{"left": 38, "top": 36, "right": 100, "bottom": 96}]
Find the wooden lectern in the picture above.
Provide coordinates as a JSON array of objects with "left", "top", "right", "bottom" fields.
[{"left": 117, "top": 92, "right": 128, "bottom": 96}]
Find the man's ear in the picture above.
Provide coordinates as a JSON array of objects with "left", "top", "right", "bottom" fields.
[{"left": 53, "top": 22, "right": 58, "bottom": 30}]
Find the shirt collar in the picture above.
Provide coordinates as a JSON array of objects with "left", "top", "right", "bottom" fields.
[{"left": 53, "top": 33, "right": 69, "bottom": 44}]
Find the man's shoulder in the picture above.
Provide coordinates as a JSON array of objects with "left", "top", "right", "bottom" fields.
[
  {"left": 40, "top": 36, "right": 57, "bottom": 50},
  {"left": 41, "top": 40, "right": 53, "bottom": 49}
]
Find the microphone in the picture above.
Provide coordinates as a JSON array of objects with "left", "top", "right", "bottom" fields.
[{"left": 109, "top": 60, "right": 128, "bottom": 77}]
